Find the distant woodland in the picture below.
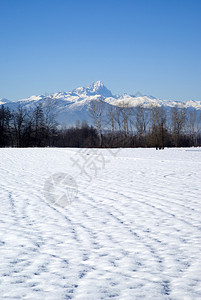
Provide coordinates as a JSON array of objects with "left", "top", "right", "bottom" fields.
[{"left": 1, "top": 100, "right": 201, "bottom": 148}]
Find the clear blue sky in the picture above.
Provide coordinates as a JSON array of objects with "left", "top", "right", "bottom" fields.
[{"left": 0, "top": 0, "right": 201, "bottom": 101}]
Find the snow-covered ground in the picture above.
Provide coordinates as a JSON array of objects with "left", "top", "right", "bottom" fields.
[{"left": 0, "top": 147, "right": 201, "bottom": 299}]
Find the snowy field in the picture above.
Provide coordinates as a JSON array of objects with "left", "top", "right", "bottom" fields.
[{"left": 0, "top": 147, "right": 201, "bottom": 300}]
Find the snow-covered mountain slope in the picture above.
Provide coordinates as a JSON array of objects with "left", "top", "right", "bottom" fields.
[
  {"left": 0, "top": 98, "right": 11, "bottom": 105},
  {"left": 2, "top": 81, "right": 201, "bottom": 125}
]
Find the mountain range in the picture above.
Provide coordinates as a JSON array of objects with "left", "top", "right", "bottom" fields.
[{"left": 1, "top": 81, "right": 201, "bottom": 126}]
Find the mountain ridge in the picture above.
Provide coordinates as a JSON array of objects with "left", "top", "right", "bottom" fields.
[
  {"left": 2, "top": 81, "right": 201, "bottom": 108},
  {"left": 2, "top": 81, "right": 201, "bottom": 125}
]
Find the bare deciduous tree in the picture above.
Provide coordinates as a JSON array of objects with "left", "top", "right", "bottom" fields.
[
  {"left": 171, "top": 105, "right": 186, "bottom": 147},
  {"left": 0, "top": 105, "right": 11, "bottom": 147},
  {"left": 90, "top": 99, "right": 105, "bottom": 146},
  {"left": 12, "top": 106, "right": 28, "bottom": 147},
  {"left": 136, "top": 104, "right": 150, "bottom": 140}
]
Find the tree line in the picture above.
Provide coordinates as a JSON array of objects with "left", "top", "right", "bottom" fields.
[
  {"left": 1, "top": 100, "right": 201, "bottom": 148},
  {"left": 89, "top": 100, "right": 201, "bottom": 148},
  {"left": 0, "top": 102, "right": 57, "bottom": 147}
]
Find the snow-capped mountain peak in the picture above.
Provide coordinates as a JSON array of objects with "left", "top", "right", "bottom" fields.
[
  {"left": 87, "top": 80, "right": 113, "bottom": 97},
  {"left": 88, "top": 80, "right": 105, "bottom": 92},
  {"left": 2, "top": 82, "right": 201, "bottom": 126},
  {"left": 72, "top": 81, "right": 113, "bottom": 98}
]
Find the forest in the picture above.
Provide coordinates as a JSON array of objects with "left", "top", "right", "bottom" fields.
[{"left": 1, "top": 100, "right": 201, "bottom": 148}]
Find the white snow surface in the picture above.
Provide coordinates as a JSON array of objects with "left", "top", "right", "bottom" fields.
[{"left": 0, "top": 147, "right": 201, "bottom": 299}]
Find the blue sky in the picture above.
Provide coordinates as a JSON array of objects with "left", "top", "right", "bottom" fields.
[{"left": 0, "top": 0, "right": 201, "bottom": 101}]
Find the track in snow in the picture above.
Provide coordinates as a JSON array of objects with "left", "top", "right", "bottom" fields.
[{"left": 0, "top": 147, "right": 201, "bottom": 299}]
